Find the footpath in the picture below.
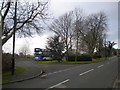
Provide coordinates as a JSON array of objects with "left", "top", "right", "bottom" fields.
[
  {"left": 3, "top": 60, "right": 43, "bottom": 84},
  {"left": 112, "top": 73, "right": 120, "bottom": 89},
  {"left": 112, "top": 56, "right": 120, "bottom": 89}
]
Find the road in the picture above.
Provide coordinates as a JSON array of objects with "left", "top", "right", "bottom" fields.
[{"left": 3, "top": 56, "right": 118, "bottom": 88}]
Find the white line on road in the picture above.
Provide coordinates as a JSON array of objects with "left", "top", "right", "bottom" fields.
[
  {"left": 41, "top": 74, "right": 47, "bottom": 77},
  {"left": 41, "top": 68, "right": 72, "bottom": 78},
  {"left": 57, "top": 70, "right": 62, "bottom": 73},
  {"left": 45, "top": 79, "right": 70, "bottom": 90},
  {"left": 41, "top": 66, "right": 82, "bottom": 78},
  {"left": 79, "top": 69, "right": 94, "bottom": 76},
  {"left": 63, "top": 69, "right": 70, "bottom": 71},
  {"left": 107, "top": 62, "right": 110, "bottom": 64},
  {"left": 53, "top": 71, "right": 57, "bottom": 74},
  {"left": 97, "top": 64, "right": 104, "bottom": 68},
  {"left": 47, "top": 73, "right": 52, "bottom": 75}
]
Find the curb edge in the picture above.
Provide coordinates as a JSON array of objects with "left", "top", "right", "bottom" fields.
[{"left": 2, "top": 70, "right": 44, "bottom": 85}]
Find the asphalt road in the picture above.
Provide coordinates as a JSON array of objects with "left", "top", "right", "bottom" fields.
[{"left": 3, "top": 56, "right": 118, "bottom": 88}]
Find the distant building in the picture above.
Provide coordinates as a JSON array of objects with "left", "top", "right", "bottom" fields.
[{"left": 114, "top": 49, "right": 120, "bottom": 55}]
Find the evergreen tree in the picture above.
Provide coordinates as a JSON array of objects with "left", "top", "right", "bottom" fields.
[{"left": 46, "top": 35, "right": 65, "bottom": 62}]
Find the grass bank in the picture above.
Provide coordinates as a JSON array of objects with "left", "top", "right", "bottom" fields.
[
  {"left": 37, "top": 57, "right": 108, "bottom": 64},
  {"left": 3, "top": 66, "right": 26, "bottom": 83}
]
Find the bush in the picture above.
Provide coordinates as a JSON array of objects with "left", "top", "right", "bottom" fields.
[
  {"left": 78, "top": 54, "right": 92, "bottom": 61},
  {"left": 67, "top": 54, "right": 76, "bottom": 61},
  {"left": 2, "top": 53, "right": 12, "bottom": 72},
  {"left": 92, "top": 54, "right": 102, "bottom": 59},
  {"left": 67, "top": 54, "right": 92, "bottom": 61},
  {"left": 52, "top": 57, "right": 62, "bottom": 62}
]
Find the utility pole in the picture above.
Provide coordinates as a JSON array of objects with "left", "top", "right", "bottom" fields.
[{"left": 12, "top": 1, "right": 17, "bottom": 75}]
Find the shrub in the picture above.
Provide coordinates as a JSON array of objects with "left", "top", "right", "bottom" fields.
[
  {"left": 92, "top": 54, "right": 102, "bottom": 59},
  {"left": 78, "top": 54, "right": 92, "bottom": 61},
  {"left": 67, "top": 54, "right": 76, "bottom": 61},
  {"left": 52, "top": 57, "right": 62, "bottom": 62},
  {"left": 67, "top": 54, "right": 92, "bottom": 61},
  {"left": 2, "top": 53, "right": 12, "bottom": 72}
]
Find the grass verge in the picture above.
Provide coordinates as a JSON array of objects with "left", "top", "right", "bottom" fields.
[
  {"left": 37, "top": 57, "right": 108, "bottom": 64},
  {"left": 2, "top": 66, "right": 26, "bottom": 83}
]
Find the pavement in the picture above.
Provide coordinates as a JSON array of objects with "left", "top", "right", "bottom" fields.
[
  {"left": 112, "top": 57, "right": 120, "bottom": 89},
  {"left": 112, "top": 73, "right": 120, "bottom": 89},
  {"left": 3, "top": 60, "right": 44, "bottom": 84},
  {"left": 3, "top": 60, "right": 77, "bottom": 84}
]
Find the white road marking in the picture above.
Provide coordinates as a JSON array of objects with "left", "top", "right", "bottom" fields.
[
  {"left": 41, "top": 68, "right": 72, "bottom": 77},
  {"left": 55, "top": 84, "right": 67, "bottom": 88},
  {"left": 47, "top": 73, "right": 52, "bottom": 75},
  {"left": 41, "top": 74, "right": 47, "bottom": 77},
  {"left": 57, "top": 70, "right": 62, "bottom": 73},
  {"left": 97, "top": 64, "right": 104, "bottom": 68},
  {"left": 45, "top": 79, "right": 70, "bottom": 90},
  {"left": 107, "top": 62, "right": 110, "bottom": 64},
  {"left": 41, "top": 66, "right": 83, "bottom": 78},
  {"left": 79, "top": 69, "right": 94, "bottom": 76},
  {"left": 53, "top": 71, "right": 57, "bottom": 74},
  {"left": 41, "top": 69, "right": 70, "bottom": 77}
]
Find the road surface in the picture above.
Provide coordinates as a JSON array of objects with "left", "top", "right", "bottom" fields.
[{"left": 3, "top": 56, "right": 118, "bottom": 88}]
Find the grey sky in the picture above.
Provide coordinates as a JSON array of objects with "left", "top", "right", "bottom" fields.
[
  {"left": 50, "top": 1, "right": 118, "bottom": 42},
  {"left": 47, "top": 1, "right": 118, "bottom": 48},
  {"left": 2, "top": 1, "right": 119, "bottom": 55}
]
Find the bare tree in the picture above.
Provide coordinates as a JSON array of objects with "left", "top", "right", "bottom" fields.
[
  {"left": 78, "top": 12, "right": 107, "bottom": 56},
  {"left": 48, "top": 7, "right": 108, "bottom": 57},
  {"left": 106, "top": 41, "right": 116, "bottom": 56},
  {"left": 68, "top": 8, "right": 84, "bottom": 61},
  {"left": 49, "top": 11, "right": 74, "bottom": 56},
  {"left": 95, "top": 33, "right": 107, "bottom": 57},
  {"left": 1, "top": 0, "right": 49, "bottom": 46},
  {"left": 72, "top": 8, "right": 84, "bottom": 60},
  {"left": 19, "top": 44, "right": 30, "bottom": 57}
]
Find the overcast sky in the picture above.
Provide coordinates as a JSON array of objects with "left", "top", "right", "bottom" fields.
[{"left": 2, "top": 0, "right": 119, "bottom": 55}]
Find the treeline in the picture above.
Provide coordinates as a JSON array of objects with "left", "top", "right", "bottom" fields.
[{"left": 46, "top": 8, "right": 117, "bottom": 61}]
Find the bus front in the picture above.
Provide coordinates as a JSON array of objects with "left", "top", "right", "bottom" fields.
[{"left": 34, "top": 48, "right": 42, "bottom": 61}]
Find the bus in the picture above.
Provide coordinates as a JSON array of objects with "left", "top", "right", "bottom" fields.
[
  {"left": 34, "top": 48, "right": 52, "bottom": 61},
  {"left": 34, "top": 48, "right": 42, "bottom": 61}
]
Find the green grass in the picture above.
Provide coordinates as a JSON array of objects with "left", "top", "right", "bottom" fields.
[
  {"left": 92, "top": 57, "right": 108, "bottom": 62},
  {"left": 37, "top": 57, "right": 108, "bottom": 64},
  {"left": 2, "top": 66, "right": 26, "bottom": 83}
]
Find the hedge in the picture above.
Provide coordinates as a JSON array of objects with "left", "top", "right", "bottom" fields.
[
  {"left": 92, "top": 55, "right": 102, "bottom": 59},
  {"left": 67, "top": 54, "right": 92, "bottom": 61},
  {"left": 2, "top": 53, "right": 12, "bottom": 72}
]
